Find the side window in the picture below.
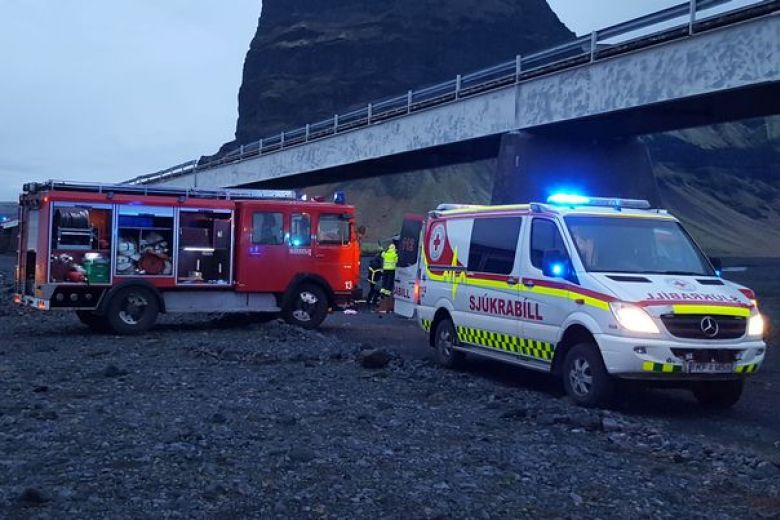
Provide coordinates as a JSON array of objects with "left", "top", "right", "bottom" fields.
[
  {"left": 317, "top": 214, "right": 351, "bottom": 246},
  {"left": 290, "top": 213, "right": 311, "bottom": 247},
  {"left": 252, "top": 212, "right": 284, "bottom": 245},
  {"left": 467, "top": 217, "right": 522, "bottom": 275},
  {"left": 530, "top": 219, "right": 569, "bottom": 270}
]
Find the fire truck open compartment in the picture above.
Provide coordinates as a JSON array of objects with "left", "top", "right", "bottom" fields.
[
  {"left": 50, "top": 203, "right": 113, "bottom": 284},
  {"left": 177, "top": 209, "right": 233, "bottom": 285}
]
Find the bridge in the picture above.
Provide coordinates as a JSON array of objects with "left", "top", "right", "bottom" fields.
[{"left": 128, "top": 0, "right": 780, "bottom": 203}]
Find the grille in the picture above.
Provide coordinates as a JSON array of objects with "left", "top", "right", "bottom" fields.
[{"left": 661, "top": 314, "right": 746, "bottom": 340}]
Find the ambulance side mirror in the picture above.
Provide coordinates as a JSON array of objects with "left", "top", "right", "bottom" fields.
[{"left": 542, "top": 251, "right": 575, "bottom": 282}]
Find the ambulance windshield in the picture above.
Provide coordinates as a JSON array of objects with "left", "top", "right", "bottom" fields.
[{"left": 565, "top": 216, "right": 714, "bottom": 276}]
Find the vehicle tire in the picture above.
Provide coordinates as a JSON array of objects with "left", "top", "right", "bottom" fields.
[
  {"left": 692, "top": 380, "right": 743, "bottom": 409},
  {"left": 76, "top": 310, "right": 110, "bottom": 333},
  {"left": 434, "top": 318, "right": 465, "bottom": 369},
  {"left": 562, "top": 343, "right": 614, "bottom": 408},
  {"left": 105, "top": 286, "right": 159, "bottom": 335},
  {"left": 282, "top": 284, "right": 328, "bottom": 330}
]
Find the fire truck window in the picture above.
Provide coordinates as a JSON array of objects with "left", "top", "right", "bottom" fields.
[
  {"left": 116, "top": 206, "right": 174, "bottom": 277},
  {"left": 467, "top": 217, "right": 521, "bottom": 275},
  {"left": 530, "top": 218, "right": 570, "bottom": 270},
  {"left": 317, "top": 214, "right": 351, "bottom": 246},
  {"left": 178, "top": 210, "right": 233, "bottom": 285},
  {"left": 50, "top": 205, "right": 113, "bottom": 284},
  {"left": 290, "top": 213, "right": 311, "bottom": 247},
  {"left": 252, "top": 212, "right": 284, "bottom": 245}
]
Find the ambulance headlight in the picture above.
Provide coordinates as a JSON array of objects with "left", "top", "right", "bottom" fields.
[
  {"left": 748, "top": 314, "right": 764, "bottom": 337},
  {"left": 609, "top": 302, "right": 659, "bottom": 334}
]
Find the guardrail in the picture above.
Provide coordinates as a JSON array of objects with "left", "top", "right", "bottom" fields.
[{"left": 126, "top": 0, "right": 777, "bottom": 186}]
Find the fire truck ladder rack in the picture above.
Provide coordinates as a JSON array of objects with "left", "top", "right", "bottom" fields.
[{"left": 23, "top": 180, "right": 297, "bottom": 202}]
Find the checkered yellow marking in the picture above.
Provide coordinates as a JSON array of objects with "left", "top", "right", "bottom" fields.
[
  {"left": 642, "top": 361, "right": 682, "bottom": 373},
  {"left": 735, "top": 363, "right": 759, "bottom": 374},
  {"left": 455, "top": 325, "right": 554, "bottom": 362},
  {"left": 421, "top": 319, "right": 432, "bottom": 333}
]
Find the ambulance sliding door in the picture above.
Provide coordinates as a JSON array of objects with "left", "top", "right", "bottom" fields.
[{"left": 460, "top": 216, "right": 524, "bottom": 349}]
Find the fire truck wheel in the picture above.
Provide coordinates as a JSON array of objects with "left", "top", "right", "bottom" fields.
[
  {"left": 76, "top": 310, "right": 110, "bottom": 333},
  {"left": 562, "top": 343, "right": 614, "bottom": 408},
  {"left": 283, "top": 284, "right": 328, "bottom": 329},
  {"left": 434, "top": 318, "right": 465, "bottom": 369},
  {"left": 106, "top": 287, "right": 160, "bottom": 335},
  {"left": 691, "top": 379, "right": 743, "bottom": 409}
]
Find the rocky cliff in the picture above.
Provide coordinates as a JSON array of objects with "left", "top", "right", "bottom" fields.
[{"left": 226, "top": 0, "right": 780, "bottom": 256}]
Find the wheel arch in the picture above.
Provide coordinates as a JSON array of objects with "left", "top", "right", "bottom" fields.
[
  {"left": 281, "top": 273, "right": 335, "bottom": 309},
  {"left": 96, "top": 280, "right": 166, "bottom": 315},
  {"left": 429, "top": 306, "right": 455, "bottom": 347},
  {"left": 551, "top": 323, "right": 598, "bottom": 376}
]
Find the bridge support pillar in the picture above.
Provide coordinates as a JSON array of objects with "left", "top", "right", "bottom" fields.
[{"left": 491, "top": 132, "right": 661, "bottom": 205}]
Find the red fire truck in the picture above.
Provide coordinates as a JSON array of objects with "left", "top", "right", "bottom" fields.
[{"left": 13, "top": 181, "right": 361, "bottom": 334}]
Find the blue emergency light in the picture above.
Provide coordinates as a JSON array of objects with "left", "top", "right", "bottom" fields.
[
  {"left": 547, "top": 193, "right": 591, "bottom": 206},
  {"left": 547, "top": 193, "right": 651, "bottom": 210},
  {"left": 550, "top": 263, "right": 565, "bottom": 277}
]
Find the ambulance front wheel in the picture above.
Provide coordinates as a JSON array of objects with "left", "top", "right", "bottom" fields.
[
  {"left": 105, "top": 286, "right": 160, "bottom": 335},
  {"left": 283, "top": 284, "right": 328, "bottom": 330},
  {"left": 435, "top": 318, "right": 465, "bottom": 369},
  {"left": 562, "top": 343, "right": 614, "bottom": 408},
  {"left": 691, "top": 379, "right": 743, "bottom": 409}
]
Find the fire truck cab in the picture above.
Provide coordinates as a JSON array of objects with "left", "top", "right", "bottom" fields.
[
  {"left": 14, "top": 181, "right": 361, "bottom": 334},
  {"left": 394, "top": 195, "right": 767, "bottom": 409}
]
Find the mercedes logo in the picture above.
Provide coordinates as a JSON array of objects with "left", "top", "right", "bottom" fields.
[{"left": 700, "top": 316, "right": 719, "bottom": 338}]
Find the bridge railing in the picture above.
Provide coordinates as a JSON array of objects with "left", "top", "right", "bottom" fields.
[{"left": 126, "top": 0, "right": 776, "bottom": 185}]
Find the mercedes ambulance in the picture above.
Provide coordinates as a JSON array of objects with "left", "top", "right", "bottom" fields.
[{"left": 394, "top": 195, "right": 766, "bottom": 408}]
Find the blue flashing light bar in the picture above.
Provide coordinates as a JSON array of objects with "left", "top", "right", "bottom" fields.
[
  {"left": 546, "top": 193, "right": 651, "bottom": 210},
  {"left": 547, "top": 193, "right": 591, "bottom": 205}
]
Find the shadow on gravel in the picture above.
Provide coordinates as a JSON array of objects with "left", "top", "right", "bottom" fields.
[{"left": 446, "top": 352, "right": 744, "bottom": 420}]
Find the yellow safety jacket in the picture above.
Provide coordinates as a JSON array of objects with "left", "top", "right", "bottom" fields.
[{"left": 382, "top": 245, "right": 398, "bottom": 271}]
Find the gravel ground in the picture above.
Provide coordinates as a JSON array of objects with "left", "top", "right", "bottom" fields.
[{"left": 1, "top": 257, "right": 779, "bottom": 519}]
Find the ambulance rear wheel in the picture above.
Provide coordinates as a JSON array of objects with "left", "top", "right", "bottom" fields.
[
  {"left": 283, "top": 284, "right": 328, "bottom": 330},
  {"left": 562, "top": 343, "right": 614, "bottom": 408},
  {"left": 76, "top": 310, "right": 110, "bottom": 333},
  {"left": 691, "top": 380, "right": 743, "bottom": 409},
  {"left": 435, "top": 318, "right": 465, "bottom": 369},
  {"left": 106, "top": 287, "right": 159, "bottom": 335}
]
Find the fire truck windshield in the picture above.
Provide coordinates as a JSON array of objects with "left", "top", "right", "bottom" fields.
[{"left": 565, "top": 216, "right": 715, "bottom": 276}]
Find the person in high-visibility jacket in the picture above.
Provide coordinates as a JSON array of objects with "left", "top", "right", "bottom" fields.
[
  {"left": 366, "top": 252, "right": 383, "bottom": 306},
  {"left": 380, "top": 242, "right": 398, "bottom": 298}
]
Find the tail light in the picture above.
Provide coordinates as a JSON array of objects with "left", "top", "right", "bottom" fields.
[{"left": 414, "top": 280, "right": 421, "bottom": 304}]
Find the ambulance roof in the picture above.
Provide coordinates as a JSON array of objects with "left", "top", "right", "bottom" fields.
[{"left": 435, "top": 196, "right": 677, "bottom": 221}]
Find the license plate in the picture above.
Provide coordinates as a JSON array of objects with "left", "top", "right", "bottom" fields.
[{"left": 686, "top": 362, "right": 734, "bottom": 374}]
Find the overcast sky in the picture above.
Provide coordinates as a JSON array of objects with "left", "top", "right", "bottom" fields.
[{"left": 0, "top": 0, "right": 754, "bottom": 201}]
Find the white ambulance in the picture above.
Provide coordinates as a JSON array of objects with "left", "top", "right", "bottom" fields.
[{"left": 394, "top": 195, "right": 766, "bottom": 408}]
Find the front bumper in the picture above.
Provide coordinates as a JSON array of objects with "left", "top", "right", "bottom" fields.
[{"left": 596, "top": 333, "right": 766, "bottom": 380}]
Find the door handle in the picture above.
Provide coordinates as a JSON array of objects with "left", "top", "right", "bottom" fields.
[
  {"left": 315, "top": 253, "right": 325, "bottom": 259},
  {"left": 522, "top": 278, "right": 535, "bottom": 288},
  {"left": 507, "top": 277, "right": 518, "bottom": 286}
]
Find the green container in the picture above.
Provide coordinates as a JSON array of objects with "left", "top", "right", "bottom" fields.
[{"left": 84, "top": 258, "right": 110, "bottom": 283}]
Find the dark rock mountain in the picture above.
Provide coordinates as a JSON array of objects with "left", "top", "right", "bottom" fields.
[
  {"left": 230, "top": 0, "right": 573, "bottom": 147},
  {"left": 224, "top": 0, "right": 780, "bottom": 255}
]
